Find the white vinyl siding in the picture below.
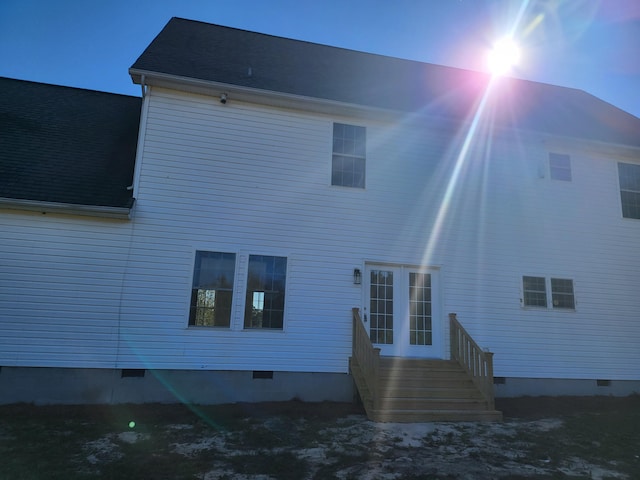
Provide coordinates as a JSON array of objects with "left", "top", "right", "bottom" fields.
[
  {"left": 1, "top": 86, "right": 639, "bottom": 382},
  {"left": 0, "top": 213, "right": 133, "bottom": 367}
]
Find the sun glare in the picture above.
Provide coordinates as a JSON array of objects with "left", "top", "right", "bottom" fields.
[{"left": 487, "top": 37, "right": 520, "bottom": 76}]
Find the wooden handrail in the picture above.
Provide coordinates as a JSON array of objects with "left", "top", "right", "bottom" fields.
[
  {"left": 449, "top": 313, "right": 495, "bottom": 410},
  {"left": 352, "top": 308, "right": 380, "bottom": 410}
]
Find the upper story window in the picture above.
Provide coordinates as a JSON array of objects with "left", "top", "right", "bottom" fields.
[
  {"left": 244, "top": 255, "right": 287, "bottom": 329},
  {"left": 522, "top": 276, "right": 547, "bottom": 307},
  {"left": 550, "top": 278, "right": 575, "bottom": 309},
  {"left": 549, "top": 153, "right": 572, "bottom": 181},
  {"left": 189, "top": 251, "right": 236, "bottom": 327},
  {"left": 522, "top": 276, "right": 575, "bottom": 310},
  {"left": 332, "top": 123, "right": 366, "bottom": 188},
  {"left": 618, "top": 162, "right": 640, "bottom": 219}
]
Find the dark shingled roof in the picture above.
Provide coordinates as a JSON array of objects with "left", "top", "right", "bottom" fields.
[
  {"left": 131, "top": 17, "right": 640, "bottom": 148},
  {"left": 0, "top": 77, "right": 141, "bottom": 208}
]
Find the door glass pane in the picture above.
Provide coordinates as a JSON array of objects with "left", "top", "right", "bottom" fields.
[
  {"left": 409, "top": 272, "right": 432, "bottom": 345},
  {"left": 370, "top": 270, "right": 393, "bottom": 344}
]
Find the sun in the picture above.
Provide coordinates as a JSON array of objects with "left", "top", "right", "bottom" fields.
[{"left": 487, "top": 37, "right": 521, "bottom": 76}]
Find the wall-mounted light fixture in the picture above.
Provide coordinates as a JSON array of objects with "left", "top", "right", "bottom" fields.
[
  {"left": 353, "top": 268, "right": 362, "bottom": 285},
  {"left": 220, "top": 93, "right": 228, "bottom": 104}
]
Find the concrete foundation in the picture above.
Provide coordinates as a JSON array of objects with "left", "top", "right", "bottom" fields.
[
  {"left": 0, "top": 367, "right": 355, "bottom": 405},
  {"left": 1, "top": 367, "right": 639, "bottom": 405},
  {"left": 494, "top": 377, "right": 640, "bottom": 398}
]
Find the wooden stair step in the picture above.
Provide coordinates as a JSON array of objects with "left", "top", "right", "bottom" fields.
[
  {"left": 378, "top": 367, "right": 471, "bottom": 378},
  {"left": 371, "top": 409, "right": 503, "bottom": 423},
  {"left": 378, "top": 386, "right": 485, "bottom": 399},
  {"left": 350, "top": 355, "right": 501, "bottom": 423},
  {"left": 377, "top": 398, "right": 490, "bottom": 411},
  {"left": 379, "top": 358, "right": 462, "bottom": 369}
]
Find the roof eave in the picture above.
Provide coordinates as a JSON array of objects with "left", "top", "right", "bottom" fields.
[
  {"left": 129, "top": 68, "right": 412, "bottom": 121},
  {"left": 0, "top": 197, "right": 134, "bottom": 220},
  {"left": 129, "top": 69, "right": 640, "bottom": 154}
]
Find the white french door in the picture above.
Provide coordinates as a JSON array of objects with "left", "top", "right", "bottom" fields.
[{"left": 363, "top": 264, "right": 442, "bottom": 358}]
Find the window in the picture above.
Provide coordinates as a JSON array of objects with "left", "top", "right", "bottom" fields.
[
  {"left": 409, "top": 272, "right": 432, "bottom": 346},
  {"left": 618, "top": 162, "right": 640, "bottom": 219},
  {"left": 522, "top": 276, "right": 575, "bottom": 309},
  {"left": 189, "top": 251, "right": 236, "bottom": 327},
  {"left": 244, "top": 255, "right": 287, "bottom": 329},
  {"left": 522, "top": 276, "right": 547, "bottom": 307},
  {"left": 551, "top": 278, "right": 575, "bottom": 309},
  {"left": 549, "top": 153, "right": 571, "bottom": 181},
  {"left": 332, "top": 123, "right": 366, "bottom": 188}
]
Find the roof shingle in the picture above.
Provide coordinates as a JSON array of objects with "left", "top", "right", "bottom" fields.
[
  {"left": 0, "top": 77, "right": 141, "bottom": 208},
  {"left": 131, "top": 17, "right": 640, "bottom": 148}
]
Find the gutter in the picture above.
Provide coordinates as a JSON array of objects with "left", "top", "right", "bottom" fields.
[{"left": 0, "top": 197, "right": 133, "bottom": 220}]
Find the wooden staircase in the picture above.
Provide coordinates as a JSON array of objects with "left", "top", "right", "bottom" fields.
[{"left": 350, "top": 309, "right": 502, "bottom": 422}]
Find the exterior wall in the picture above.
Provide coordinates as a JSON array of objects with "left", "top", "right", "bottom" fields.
[
  {"left": 0, "top": 210, "right": 133, "bottom": 367},
  {"left": 122, "top": 87, "right": 639, "bottom": 380},
  {"left": 1, "top": 85, "right": 639, "bottom": 386}
]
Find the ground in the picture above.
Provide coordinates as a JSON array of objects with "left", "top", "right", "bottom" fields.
[{"left": 0, "top": 396, "right": 638, "bottom": 479}]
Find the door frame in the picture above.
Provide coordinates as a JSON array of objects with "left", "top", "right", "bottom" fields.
[{"left": 362, "top": 262, "right": 443, "bottom": 359}]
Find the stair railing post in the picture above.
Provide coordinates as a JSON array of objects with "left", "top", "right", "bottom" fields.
[{"left": 485, "top": 350, "right": 495, "bottom": 410}]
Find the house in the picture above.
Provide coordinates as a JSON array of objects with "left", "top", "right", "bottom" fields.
[{"left": 1, "top": 18, "right": 639, "bottom": 420}]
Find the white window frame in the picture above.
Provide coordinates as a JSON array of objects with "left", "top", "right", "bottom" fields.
[
  {"left": 521, "top": 275, "right": 576, "bottom": 310},
  {"left": 185, "top": 248, "right": 290, "bottom": 331},
  {"left": 331, "top": 122, "right": 366, "bottom": 189},
  {"left": 549, "top": 152, "right": 572, "bottom": 181},
  {"left": 187, "top": 250, "right": 238, "bottom": 329},
  {"left": 618, "top": 162, "right": 640, "bottom": 220}
]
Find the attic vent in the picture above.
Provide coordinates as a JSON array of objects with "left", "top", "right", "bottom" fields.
[{"left": 121, "top": 369, "right": 145, "bottom": 378}]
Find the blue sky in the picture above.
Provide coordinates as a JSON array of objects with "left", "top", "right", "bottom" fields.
[{"left": 1, "top": 0, "right": 639, "bottom": 117}]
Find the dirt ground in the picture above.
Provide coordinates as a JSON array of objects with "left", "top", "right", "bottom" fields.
[{"left": 1, "top": 396, "right": 639, "bottom": 479}]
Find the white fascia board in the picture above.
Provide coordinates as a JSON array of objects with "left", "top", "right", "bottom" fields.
[{"left": 0, "top": 197, "right": 133, "bottom": 220}]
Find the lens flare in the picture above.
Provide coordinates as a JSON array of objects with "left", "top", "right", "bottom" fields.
[{"left": 487, "top": 37, "right": 521, "bottom": 75}]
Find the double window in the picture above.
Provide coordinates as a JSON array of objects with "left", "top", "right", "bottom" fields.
[
  {"left": 332, "top": 123, "right": 366, "bottom": 188},
  {"left": 189, "top": 251, "right": 287, "bottom": 329},
  {"left": 618, "top": 162, "right": 640, "bottom": 219},
  {"left": 522, "top": 276, "right": 575, "bottom": 309}
]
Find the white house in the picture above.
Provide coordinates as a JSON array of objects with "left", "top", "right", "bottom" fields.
[{"left": 1, "top": 18, "right": 639, "bottom": 420}]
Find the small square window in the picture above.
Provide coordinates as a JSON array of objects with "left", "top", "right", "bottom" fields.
[
  {"left": 549, "top": 153, "right": 572, "bottom": 181},
  {"left": 332, "top": 123, "right": 365, "bottom": 188},
  {"left": 522, "top": 276, "right": 547, "bottom": 307}
]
